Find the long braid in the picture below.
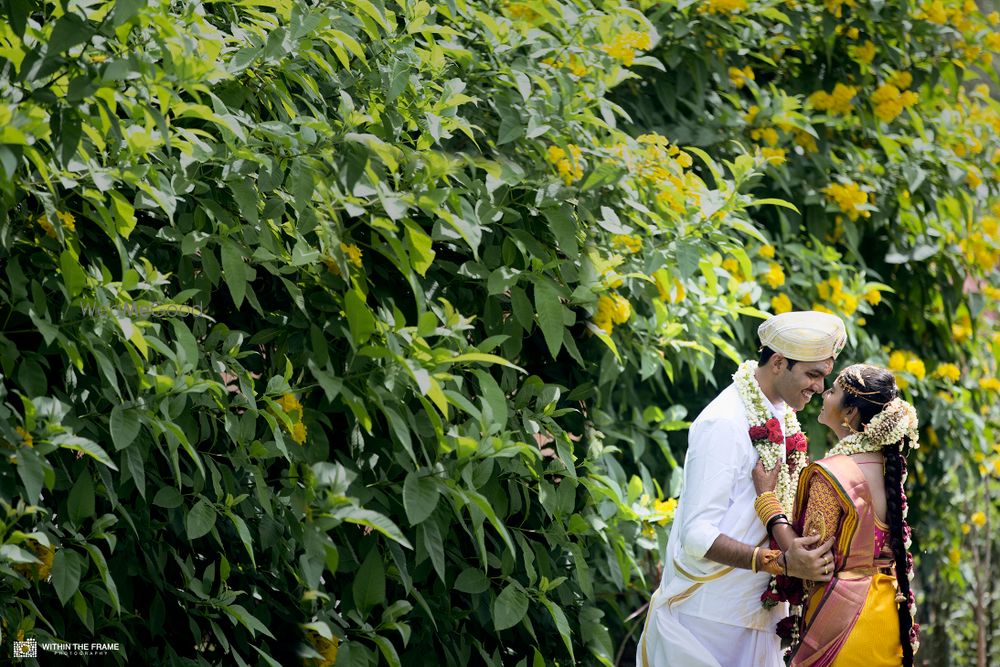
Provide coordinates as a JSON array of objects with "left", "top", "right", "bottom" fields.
[{"left": 883, "top": 441, "right": 915, "bottom": 666}]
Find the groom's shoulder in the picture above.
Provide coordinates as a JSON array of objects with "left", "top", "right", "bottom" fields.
[{"left": 690, "top": 383, "right": 744, "bottom": 431}]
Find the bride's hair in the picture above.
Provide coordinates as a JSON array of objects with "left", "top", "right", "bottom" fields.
[{"left": 838, "top": 365, "right": 917, "bottom": 666}]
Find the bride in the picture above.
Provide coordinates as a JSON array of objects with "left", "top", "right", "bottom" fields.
[{"left": 752, "top": 364, "right": 919, "bottom": 666}]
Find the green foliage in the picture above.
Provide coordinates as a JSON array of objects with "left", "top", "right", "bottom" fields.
[{"left": 0, "top": 0, "right": 997, "bottom": 664}]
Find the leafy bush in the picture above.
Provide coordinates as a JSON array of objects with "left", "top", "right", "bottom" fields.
[{"left": 0, "top": 0, "right": 997, "bottom": 665}]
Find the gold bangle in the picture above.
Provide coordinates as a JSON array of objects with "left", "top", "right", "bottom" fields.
[{"left": 750, "top": 546, "right": 761, "bottom": 574}]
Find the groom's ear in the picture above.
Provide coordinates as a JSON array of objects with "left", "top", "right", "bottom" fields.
[{"left": 771, "top": 354, "right": 787, "bottom": 372}]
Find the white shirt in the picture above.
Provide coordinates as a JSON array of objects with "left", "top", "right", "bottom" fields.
[{"left": 655, "top": 382, "right": 787, "bottom": 631}]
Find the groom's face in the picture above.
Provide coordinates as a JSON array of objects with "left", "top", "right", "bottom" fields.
[{"left": 774, "top": 356, "right": 835, "bottom": 410}]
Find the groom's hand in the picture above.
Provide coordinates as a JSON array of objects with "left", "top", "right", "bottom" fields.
[{"left": 783, "top": 534, "right": 835, "bottom": 581}]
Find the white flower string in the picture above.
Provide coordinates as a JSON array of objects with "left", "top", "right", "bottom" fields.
[{"left": 734, "top": 361, "right": 809, "bottom": 513}]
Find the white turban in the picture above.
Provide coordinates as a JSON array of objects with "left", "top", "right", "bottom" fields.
[{"left": 757, "top": 311, "right": 847, "bottom": 362}]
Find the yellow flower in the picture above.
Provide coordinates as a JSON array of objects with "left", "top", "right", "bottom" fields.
[
  {"left": 812, "top": 303, "right": 833, "bottom": 314},
  {"left": 700, "top": 0, "right": 748, "bottom": 13},
  {"left": 823, "top": 181, "right": 869, "bottom": 220},
  {"left": 652, "top": 497, "right": 678, "bottom": 525},
  {"left": 763, "top": 262, "right": 785, "bottom": 288},
  {"left": 905, "top": 358, "right": 926, "bottom": 380},
  {"left": 610, "top": 294, "right": 631, "bottom": 324},
  {"left": 304, "top": 628, "right": 340, "bottom": 667},
  {"left": 863, "top": 289, "right": 881, "bottom": 305},
  {"left": 729, "top": 66, "right": 755, "bottom": 88},
  {"left": 505, "top": 2, "right": 538, "bottom": 21},
  {"left": 851, "top": 40, "right": 876, "bottom": 64},
  {"left": 845, "top": 27, "right": 860, "bottom": 39},
  {"left": 793, "top": 129, "right": 818, "bottom": 153},
  {"left": 888, "top": 71, "right": 913, "bottom": 89},
  {"left": 35, "top": 215, "right": 57, "bottom": 239},
  {"left": 602, "top": 31, "right": 653, "bottom": 67},
  {"left": 290, "top": 421, "right": 308, "bottom": 445},
  {"left": 971, "top": 511, "right": 987, "bottom": 528},
  {"left": 744, "top": 105, "right": 761, "bottom": 124},
  {"left": 276, "top": 393, "right": 303, "bottom": 414},
  {"left": 948, "top": 546, "right": 961, "bottom": 565},
  {"left": 871, "top": 83, "right": 919, "bottom": 123},
  {"left": 654, "top": 271, "right": 685, "bottom": 303},
  {"left": 13, "top": 538, "right": 54, "bottom": 581},
  {"left": 771, "top": 293, "right": 792, "bottom": 314},
  {"left": 935, "top": 363, "right": 961, "bottom": 382},
  {"left": 979, "top": 377, "right": 1000, "bottom": 391},
  {"left": 759, "top": 245, "right": 776, "bottom": 259},
  {"left": 14, "top": 426, "right": 33, "bottom": 447},
  {"left": 722, "top": 257, "right": 742, "bottom": 279},
  {"left": 56, "top": 211, "right": 77, "bottom": 232},
  {"left": 547, "top": 146, "right": 567, "bottom": 163},
  {"left": 761, "top": 147, "right": 786, "bottom": 165},
  {"left": 888, "top": 351, "right": 907, "bottom": 371},
  {"left": 612, "top": 234, "right": 643, "bottom": 253},
  {"left": 340, "top": 243, "right": 363, "bottom": 268},
  {"left": 961, "top": 522, "right": 971, "bottom": 534},
  {"left": 551, "top": 144, "right": 584, "bottom": 184}
]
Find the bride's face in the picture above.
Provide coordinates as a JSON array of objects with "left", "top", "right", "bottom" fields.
[{"left": 818, "top": 382, "right": 846, "bottom": 431}]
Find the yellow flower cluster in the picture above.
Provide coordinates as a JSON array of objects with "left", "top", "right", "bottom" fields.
[
  {"left": 971, "top": 511, "right": 987, "bottom": 528},
  {"left": 547, "top": 144, "right": 585, "bottom": 185},
  {"left": 602, "top": 31, "right": 652, "bottom": 67},
  {"left": 624, "top": 134, "right": 696, "bottom": 214},
  {"left": 824, "top": 0, "right": 856, "bottom": 17},
  {"left": 654, "top": 270, "right": 686, "bottom": 303},
  {"left": 36, "top": 211, "right": 76, "bottom": 238},
  {"left": 304, "top": 628, "right": 340, "bottom": 667},
  {"left": 750, "top": 127, "right": 779, "bottom": 146},
  {"left": 14, "top": 426, "right": 33, "bottom": 447},
  {"left": 871, "top": 83, "right": 919, "bottom": 123},
  {"left": 979, "top": 377, "right": 1000, "bottom": 391},
  {"left": 761, "top": 147, "right": 786, "bottom": 165},
  {"left": 593, "top": 293, "right": 632, "bottom": 334},
  {"left": 722, "top": 256, "right": 745, "bottom": 280},
  {"left": 612, "top": 234, "right": 643, "bottom": 253},
  {"left": 729, "top": 66, "right": 755, "bottom": 88},
  {"left": 864, "top": 288, "right": 882, "bottom": 305},
  {"left": 823, "top": 181, "right": 870, "bottom": 220},
  {"left": 817, "top": 277, "right": 859, "bottom": 315},
  {"left": 340, "top": 243, "right": 363, "bottom": 268},
  {"left": 958, "top": 232, "right": 998, "bottom": 270},
  {"left": 934, "top": 363, "right": 962, "bottom": 382},
  {"left": 762, "top": 262, "right": 785, "bottom": 288},
  {"left": 850, "top": 40, "right": 877, "bottom": 64},
  {"left": 793, "top": 129, "right": 818, "bottom": 153},
  {"left": 276, "top": 393, "right": 308, "bottom": 444},
  {"left": 951, "top": 314, "right": 972, "bottom": 343},
  {"left": 504, "top": 1, "right": 538, "bottom": 21},
  {"left": 700, "top": 0, "right": 748, "bottom": 13},
  {"left": 888, "top": 350, "right": 926, "bottom": 380},
  {"left": 543, "top": 55, "right": 590, "bottom": 77},
  {"left": 770, "top": 293, "right": 792, "bottom": 314},
  {"left": 651, "top": 497, "right": 678, "bottom": 525},
  {"left": 14, "top": 538, "right": 54, "bottom": 581},
  {"left": 759, "top": 244, "right": 776, "bottom": 259},
  {"left": 808, "top": 84, "right": 858, "bottom": 115}
]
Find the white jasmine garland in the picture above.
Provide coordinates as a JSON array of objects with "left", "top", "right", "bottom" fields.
[{"left": 734, "top": 361, "right": 808, "bottom": 514}]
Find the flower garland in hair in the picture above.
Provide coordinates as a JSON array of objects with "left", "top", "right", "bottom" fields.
[
  {"left": 734, "top": 360, "right": 809, "bottom": 636},
  {"left": 827, "top": 396, "right": 920, "bottom": 656}
]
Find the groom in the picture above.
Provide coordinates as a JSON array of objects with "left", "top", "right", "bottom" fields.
[{"left": 638, "top": 311, "right": 848, "bottom": 667}]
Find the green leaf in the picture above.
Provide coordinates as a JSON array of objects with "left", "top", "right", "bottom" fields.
[
  {"left": 186, "top": 498, "right": 217, "bottom": 540},
  {"left": 152, "top": 486, "right": 184, "bottom": 509},
  {"left": 51, "top": 549, "right": 84, "bottom": 606},
  {"left": 225, "top": 604, "right": 275, "bottom": 639},
  {"left": 402, "top": 471, "right": 440, "bottom": 525},
  {"left": 345, "top": 288, "right": 376, "bottom": 344},
  {"left": 749, "top": 197, "right": 800, "bottom": 213},
  {"left": 110, "top": 405, "right": 141, "bottom": 450},
  {"left": 109, "top": 191, "right": 137, "bottom": 238},
  {"left": 454, "top": 567, "right": 490, "bottom": 594},
  {"left": 543, "top": 206, "right": 579, "bottom": 260},
  {"left": 68, "top": 471, "right": 95, "bottom": 525},
  {"left": 353, "top": 547, "right": 386, "bottom": 614},
  {"left": 541, "top": 597, "right": 575, "bottom": 661},
  {"left": 342, "top": 508, "right": 413, "bottom": 549},
  {"left": 534, "top": 278, "right": 564, "bottom": 359},
  {"left": 493, "top": 582, "right": 529, "bottom": 631},
  {"left": 60, "top": 250, "right": 87, "bottom": 297},
  {"left": 82, "top": 543, "right": 120, "bottom": 614},
  {"left": 51, "top": 434, "right": 118, "bottom": 470},
  {"left": 221, "top": 241, "right": 248, "bottom": 308}
]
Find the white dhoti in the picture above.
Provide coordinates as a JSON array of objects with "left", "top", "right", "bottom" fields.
[{"left": 639, "top": 599, "right": 783, "bottom": 667}]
